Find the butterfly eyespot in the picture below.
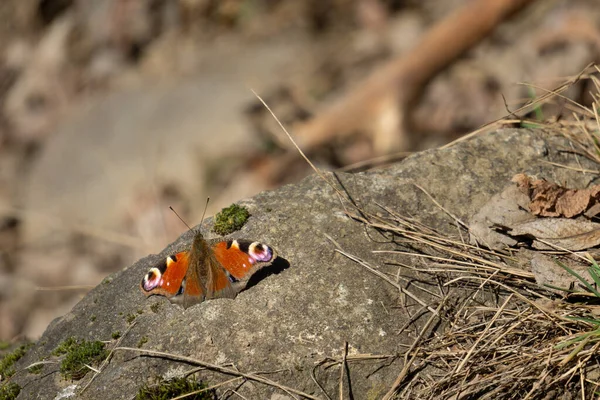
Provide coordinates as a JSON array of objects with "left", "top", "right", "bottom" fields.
[
  {"left": 142, "top": 268, "right": 162, "bottom": 292},
  {"left": 249, "top": 242, "right": 273, "bottom": 262}
]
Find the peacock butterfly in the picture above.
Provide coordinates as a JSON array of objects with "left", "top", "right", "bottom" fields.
[{"left": 140, "top": 230, "right": 277, "bottom": 308}]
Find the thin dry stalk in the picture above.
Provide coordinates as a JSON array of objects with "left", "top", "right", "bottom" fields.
[
  {"left": 443, "top": 64, "right": 596, "bottom": 149},
  {"left": 80, "top": 321, "right": 138, "bottom": 394},
  {"left": 334, "top": 246, "right": 438, "bottom": 315},
  {"left": 455, "top": 294, "right": 513, "bottom": 373},
  {"left": 311, "top": 361, "right": 333, "bottom": 400},
  {"left": 115, "top": 346, "right": 319, "bottom": 400},
  {"left": 169, "top": 377, "right": 244, "bottom": 400},
  {"left": 383, "top": 295, "right": 448, "bottom": 399}
]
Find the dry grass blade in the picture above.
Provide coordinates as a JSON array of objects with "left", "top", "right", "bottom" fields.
[
  {"left": 169, "top": 377, "right": 244, "bottom": 400},
  {"left": 250, "top": 89, "right": 329, "bottom": 187},
  {"left": 80, "top": 321, "right": 138, "bottom": 394},
  {"left": 311, "top": 362, "right": 333, "bottom": 400},
  {"left": 412, "top": 183, "right": 467, "bottom": 229},
  {"left": 337, "top": 151, "right": 413, "bottom": 172},
  {"left": 442, "top": 63, "right": 596, "bottom": 149},
  {"left": 540, "top": 160, "right": 600, "bottom": 174},
  {"left": 251, "top": 88, "right": 397, "bottom": 248},
  {"left": 455, "top": 294, "right": 513, "bottom": 373},
  {"left": 318, "top": 353, "right": 397, "bottom": 369},
  {"left": 114, "top": 347, "right": 320, "bottom": 400},
  {"left": 517, "top": 80, "right": 595, "bottom": 117},
  {"left": 332, "top": 245, "right": 438, "bottom": 315},
  {"left": 382, "top": 295, "right": 448, "bottom": 400}
]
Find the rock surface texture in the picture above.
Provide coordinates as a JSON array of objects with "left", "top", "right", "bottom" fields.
[{"left": 10, "top": 128, "right": 600, "bottom": 399}]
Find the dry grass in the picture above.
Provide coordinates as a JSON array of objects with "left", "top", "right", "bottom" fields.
[
  {"left": 318, "top": 66, "right": 600, "bottom": 398},
  {"left": 344, "top": 197, "right": 600, "bottom": 399}
]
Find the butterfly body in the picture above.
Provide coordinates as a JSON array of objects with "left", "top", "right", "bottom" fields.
[{"left": 141, "top": 232, "right": 277, "bottom": 308}]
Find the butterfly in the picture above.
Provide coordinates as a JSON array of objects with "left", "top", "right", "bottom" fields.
[{"left": 140, "top": 230, "right": 277, "bottom": 308}]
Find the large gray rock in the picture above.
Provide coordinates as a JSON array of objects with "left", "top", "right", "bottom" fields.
[{"left": 10, "top": 128, "right": 599, "bottom": 399}]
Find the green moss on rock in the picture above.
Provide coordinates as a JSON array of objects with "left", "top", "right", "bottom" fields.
[
  {"left": 52, "top": 337, "right": 77, "bottom": 356},
  {"left": 212, "top": 204, "right": 250, "bottom": 235},
  {"left": 0, "top": 343, "right": 32, "bottom": 378},
  {"left": 137, "top": 337, "right": 148, "bottom": 348},
  {"left": 150, "top": 302, "right": 162, "bottom": 313},
  {"left": 27, "top": 363, "right": 44, "bottom": 374},
  {"left": 0, "top": 382, "right": 20, "bottom": 400},
  {"left": 136, "top": 377, "right": 213, "bottom": 400},
  {"left": 53, "top": 337, "right": 108, "bottom": 380}
]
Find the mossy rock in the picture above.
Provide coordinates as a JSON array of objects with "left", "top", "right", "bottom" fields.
[
  {"left": 212, "top": 204, "right": 250, "bottom": 235},
  {"left": 53, "top": 337, "right": 108, "bottom": 380},
  {"left": 0, "top": 343, "right": 32, "bottom": 379},
  {"left": 136, "top": 376, "right": 213, "bottom": 400},
  {"left": 0, "top": 382, "right": 20, "bottom": 400}
]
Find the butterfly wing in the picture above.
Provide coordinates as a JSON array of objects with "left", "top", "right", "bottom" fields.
[
  {"left": 140, "top": 251, "right": 191, "bottom": 299},
  {"left": 212, "top": 239, "right": 277, "bottom": 286}
]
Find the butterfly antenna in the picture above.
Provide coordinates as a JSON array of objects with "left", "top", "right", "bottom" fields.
[
  {"left": 199, "top": 197, "right": 210, "bottom": 231},
  {"left": 169, "top": 206, "right": 193, "bottom": 232}
]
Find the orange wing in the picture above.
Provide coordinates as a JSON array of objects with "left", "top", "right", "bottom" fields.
[
  {"left": 212, "top": 240, "right": 276, "bottom": 280},
  {"left": 140, "top": 251, "right": 190, "bottom": 298}
]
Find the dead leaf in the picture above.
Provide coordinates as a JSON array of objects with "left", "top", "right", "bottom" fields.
[
  {"left": 585, "top": 203, "right": 600, "bottom": 218},
  {"left": 511, "top": 173, "right": 600, "bottom": 218},
  {"left": 471, "top": 176, "right": 600, "bottom": 251},
  {"left": 469, "top": 182, "right": 535, "bottom": 250},
  {"left": 509, "top": 218, "right": 600, "bottom": 250}
]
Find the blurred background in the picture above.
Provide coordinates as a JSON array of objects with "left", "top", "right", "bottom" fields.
[{"left": 0, "top": 0, "right": 599, "bottom": 340}]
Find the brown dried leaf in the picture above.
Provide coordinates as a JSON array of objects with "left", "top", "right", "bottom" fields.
[
  {"left": 509, "top": 218, "right": 600, "bottom": 250},
  {"left": 471, "top": 176, "right": 600, "bottom": 251},
  {"left": 585, "top": 203, "right": 600, "bottom": 218},
  {"left": 511, "top": 174, "right": 600, "bottom": 218},
  {"left": 469, "top": 182, "right": 536, "bottom": 250}
]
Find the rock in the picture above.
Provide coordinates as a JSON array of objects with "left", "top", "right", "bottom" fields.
[{"left": 11, "top": 128, "right": 600, "bottom": 398}]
